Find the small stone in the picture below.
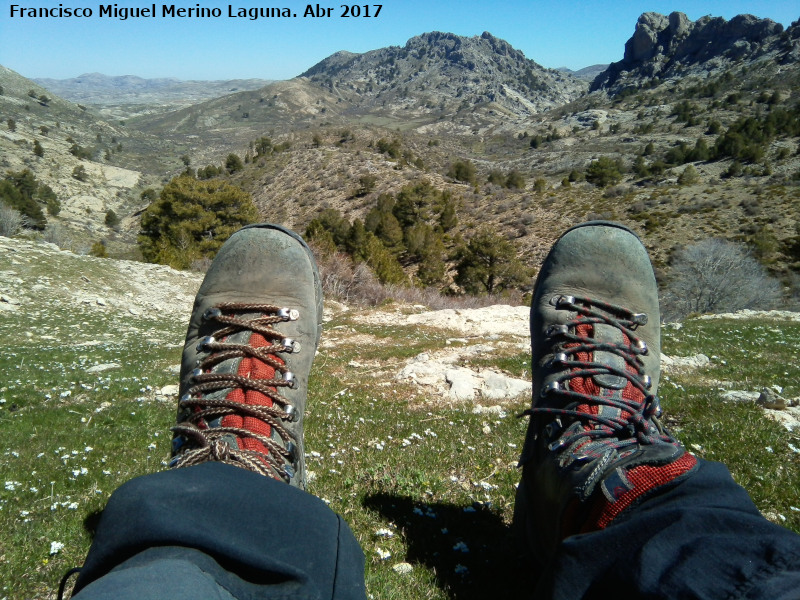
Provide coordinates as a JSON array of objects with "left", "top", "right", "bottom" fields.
[
  {"left": 86, "top": 363, "right": 121, "bottom": 373},
  {"left": 159, "top": 384, "right": 179, "bottom": 397},
  {"left": 96, "top": 298, "right": 107, "bottom": 306},
  {"left": 393, "top": 562, "right": 413, "bottom": 575},
  {"left": 721, "top": 390, "right": 760, "bottom": 403},
  {"left": 758, "top": 387, "right": 786, "bottom": 410}
]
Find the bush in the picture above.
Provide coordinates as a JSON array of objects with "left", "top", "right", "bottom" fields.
[
  {"left": 69, "top": 144, "right": 93, "bottom": 160},
  {"left": 90, "top": 241, "right": 108, "bottom": 258},
  {"left": 105, "top": 209, "right": 121, "bottom": 228},
  {"left": 677, "top": 165, "right": 699, "bottom": 185},
  {"left": 505, "top": 170, "right": 526, "bottom": 189},
  {"left": 0, "top": 170, "right": 47, "bottom": 229},
  {"left": 225, "top": 153, "right": 244, "bottom": 174},
  {"left": 0, "top": 204, "right": 27, "bottom": 237},
  {"left": 376, "top": 138, "right": 401, "bottom": 159},
  {"left": 356, "top": 174, "right": 377, "bottom": 196},
  {"left": 72, "top": 165, "right": 88, "bottom": 181},
  {"left": 447, "top": 160, "right": 477, "bottom": 185},
  {"left": 42, "top": 223, "right": 72, "bottom": 248},
  {"left": 585, "top": 157, "right": 623, "bottom": 187},
  {"left": 661, "top": 239, "right": 782, "bottom": 320}
]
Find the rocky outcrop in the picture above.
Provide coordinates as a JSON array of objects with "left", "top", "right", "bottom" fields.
[{"left": 592, "top": 12, "right": 793, "bottom": 91}]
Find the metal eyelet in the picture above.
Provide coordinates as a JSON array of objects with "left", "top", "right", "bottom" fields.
[
  {"left": 286, "top": 441, "right": 297, "bottom": 459},
  {"left": 196, "top": 336, "right": 215, "bottom": 352},
  {"left": 283, "top": 371, "right": 297, "bottom": 388},
  {"left": 546, "top": 324, "right": 569, "bottom": 338},
  {"left": 277, "top": 307, "right": 299, "bottom": 321},
  {"left": 550, "top": 295, "right": 575, "bottom": 307},
  {"left": 631, "top": 313, "right": 648, "bottom": 326},
  {"left": 282, "top": 338, "right": 300, "bottom": 353},
  {"left": 190, "top": 368, "right": 204, "bottom": 381},
  {"left": 642, "top": 374, "right": 652, "bottom": 389},
  {"left": 284, "top": 404, "right": 297, "bottom": 421},
  {"left": 284, "top": 464, "right": 295, "bottom": 479},
  {"left": 540, "top": 381, "right": 560, "bottom": 397},
  {"left": 550, "top": 352, "right": 569, "bottom": 367},
  {"left": 171, "top": 437, "right": 185, "bottom": 453},
  {"left": 178, "top": 393, "right": 192, "bottom": 406},
  {"left": 203, "top": 307, "right": 222, "bottom": 321},
  {"left": 636, "top": 339, "right": 649, "bottom": 355}
]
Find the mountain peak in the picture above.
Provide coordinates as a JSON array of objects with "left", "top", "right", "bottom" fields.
[
  {"left": 299, "top": 31, "right": 586, "bottom": 122},
  {"left": 593, "top": 11, "right": 788, "bottom": 90}
]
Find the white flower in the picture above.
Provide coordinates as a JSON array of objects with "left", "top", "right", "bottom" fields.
[
  {"left": 375, "top": 548, "right": 391, "bottom": 560},
  {"left": 374, "top": 528, "right": 395, "bottom": 538},
  {"left": 49, "top": 541, "right": 65, "bottom": 555},
  {"left": 4, "top": 481, "right": 20, "bottom": 491}
]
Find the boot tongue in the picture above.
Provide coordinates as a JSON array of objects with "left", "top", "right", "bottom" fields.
[{"left": 592, "top": 323, "right": 628, "bottom": 390}]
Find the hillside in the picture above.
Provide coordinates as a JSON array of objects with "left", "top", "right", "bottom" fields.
[
  {"left": 1, "top": 235, "right": 799, "bottom": 599},
  {"left": 0, "top": 66, "right": 188, "bottom": 250},
  {"left": 2, "top": 12, "right": 800, "bottom": 294}
]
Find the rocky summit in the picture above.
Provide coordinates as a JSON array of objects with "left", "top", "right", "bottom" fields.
[
  {"left": 300, "top": 31, "right": 587, "bottom": 121},
  {"left": 593, "top": 11, "right": 800, "bottom": 91}
]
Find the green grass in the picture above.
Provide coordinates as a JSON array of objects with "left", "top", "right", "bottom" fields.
[{"left": 2, "top": 294, "right": 800, "bottom": 598}]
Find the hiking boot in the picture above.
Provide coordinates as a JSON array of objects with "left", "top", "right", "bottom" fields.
[
  {"left": 170, "top": 224, "right": 323, "bottom": 490},
  {"left": 514, "top": 221, "right": 697, "bottom": 561}
]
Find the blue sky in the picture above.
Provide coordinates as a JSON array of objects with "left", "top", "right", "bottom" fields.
[{"left": 0, "top": 1, "right": 797, "bottom": 80}]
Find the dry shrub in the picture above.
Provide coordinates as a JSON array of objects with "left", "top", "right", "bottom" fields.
[
  {"left": 0, "top": 204, "right": 27, "bottom": 237},
  {"left": 309, "top": 241, "right": 525, "bottom": 309}
]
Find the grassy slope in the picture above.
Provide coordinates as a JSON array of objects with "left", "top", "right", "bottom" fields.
[{"left": 1, "top": 240, "right": 798, "bottom": 599}]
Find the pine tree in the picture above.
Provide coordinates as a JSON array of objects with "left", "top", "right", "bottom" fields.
[
  {"left": 139, "top": 175, "right": 258, "bottom": 269},
  {"left": 455, "top": 230, "right": 527, "bottom": 294}
]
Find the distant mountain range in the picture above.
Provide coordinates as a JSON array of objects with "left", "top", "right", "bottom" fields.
[
  {"left": 557, "top": 64, "right": 609, "bottom": 81},
  {"left": 31, "top": 72, "right": 273, "bottom": 105}
]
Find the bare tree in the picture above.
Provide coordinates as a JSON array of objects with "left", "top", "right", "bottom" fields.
[
  {"left": 661, "top": 238, "right": 782, "bottom": 320},
  {"left": 0, "top": 204, "right": 27, "bottom": 237},
  {"left": 42, "top": 222, "right": 73, "bottom": 249}
]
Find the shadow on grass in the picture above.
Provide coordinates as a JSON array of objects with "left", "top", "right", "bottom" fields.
[{"left": 363, "top": 492, "right": 537, "bottom": 599}]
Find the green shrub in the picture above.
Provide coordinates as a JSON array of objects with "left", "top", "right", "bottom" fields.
[{"left": 585, "top": 157, "right": 623, "bottom": 187}]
